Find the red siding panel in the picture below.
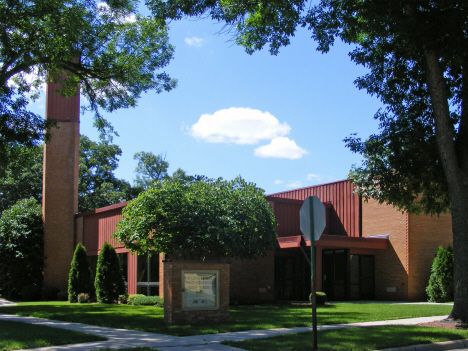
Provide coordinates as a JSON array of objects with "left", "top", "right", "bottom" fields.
[{"left": 267, "top": 180, "right": 361, "bottom": 237}]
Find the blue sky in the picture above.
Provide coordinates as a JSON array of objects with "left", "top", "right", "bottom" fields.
[{"left": 31, "top": 16, "right": 383, "bottom": 195}]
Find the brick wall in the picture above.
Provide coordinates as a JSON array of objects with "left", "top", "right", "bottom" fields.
[
  {"left": 43, "top": 81, "right": 80, "bottom": 291},
  {"left": 407, "top": 212, "right": 452, "bottom": 300},
  {"left": 229, "top": 252, "right": 275, "bottom": 302},
  {"left": 164, "top": 261, "right": 230, "bottom": 325},
  {"left": 362, "top": 199, "right": 409, "bottom": 300}
]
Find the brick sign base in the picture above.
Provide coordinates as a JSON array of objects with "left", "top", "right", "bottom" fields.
[{"left": 163, "top": 260, "right": 230, "bottom": 325}]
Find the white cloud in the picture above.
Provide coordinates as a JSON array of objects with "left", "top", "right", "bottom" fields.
[
  {"left": 274, "top": 180, "right": 284, "bottom": 185},
  {"left": 307, "top": 173, "right": 323, "bottom": 181},
  {"left": 254, "top": 137, "right": 308, "bottom": 159},
  {"left": 185, "top": 37, "right": 207, "bottom": 47},
  {"left": 286, "top": 181, "right": 302, "bottom": 188},
  {"left": 190, "top": 107, "right": 291, "bottom": 145}
]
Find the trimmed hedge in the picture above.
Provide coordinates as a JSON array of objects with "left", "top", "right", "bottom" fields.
[{"left": 128, "top": 294, "right": 163, "bottom": 306}]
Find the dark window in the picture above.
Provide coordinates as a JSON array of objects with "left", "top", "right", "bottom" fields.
[
  {"left": 137, "top": 252, "right": 160, "bottom": 296},
  {"left": 118, "top": 253, "right": 128, "bottom": 282}
]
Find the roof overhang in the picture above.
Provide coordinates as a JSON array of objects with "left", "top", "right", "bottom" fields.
[{"left": 277, "top": 234, "right": 389, "bottom": 250}]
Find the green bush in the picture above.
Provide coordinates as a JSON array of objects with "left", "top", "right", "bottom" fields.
[
  {"left": 129, "top": 295, "right": 164, "bottom": 306},
  {"left": 128, "top": 294, "right": 145, "bottom": 304},
  {"left": 42, "top": 286, "right": 60, "bottom": 301},
  {"left": 309, "top": 292, "right": 327, "bottom": 305},
  {"left": 77, "top": 293, "right": 90, "bottom": 303},
  {"left": 21, "top": 285, "right": 41, "bottom": 301},
  {"left": 95, "top": 242, "right": 126, "bottom": 304},
  {"left": 68, "top": 243, "right": 94, "bottom": 303},
  {"left": 0, "top": 198, "right": 44, "bottom": 299},
  {"left": 426, "top": 245, "right": 454, "bottom": 303},
  {"left": 57, "top": 291, "right": 68, "bottom": 301}
]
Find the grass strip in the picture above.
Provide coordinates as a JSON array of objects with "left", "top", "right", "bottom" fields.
[
  {"left": 0, "top": 302, "right": 453, "bottom": 336},
  {"left": 0, "top": 320, "right": 106, "bottom": 351},
  {"left": 222, "top": 325, "right": 468, "bottom": 351}
]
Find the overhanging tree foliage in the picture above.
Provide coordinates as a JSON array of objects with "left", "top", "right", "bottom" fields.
[
  {"left": 0, "top": 0, "right": 177, "bottom": 167},
  {"left": 114, "top": 176, "right": 277, "bottom": 260},
  {"left": 149, "top": 0, "right": 468, "bottom": 322}
]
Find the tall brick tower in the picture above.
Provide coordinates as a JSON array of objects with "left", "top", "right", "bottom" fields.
[{"left": 42, "top": 81, "right": 80, "bottom": 291}]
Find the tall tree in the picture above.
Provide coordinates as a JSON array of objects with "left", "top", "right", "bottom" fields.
[
  {"left": 79, "top": 135, "right": 139, "bottom": 212},
  {"left": 0, "top": 136, "right": 140, "bottom": 214},
  {"left": 133, "top": 151, "right": 169, "bottom": 188},
  {"left": 0, "top": 144, "right": 42, "bottom": 213},
  {"left": 149, "top": 0, "right": 468, "bottom": 321},
  {"left": 0, "top": 0, "right": 177, "bottom": 166}
]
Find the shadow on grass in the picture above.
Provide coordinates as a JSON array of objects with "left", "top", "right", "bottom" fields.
[{"left": 224, "top": 326, "right": 468, "bottom": 351}]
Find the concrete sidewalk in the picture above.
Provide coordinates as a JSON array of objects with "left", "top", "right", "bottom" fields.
[{"left": 2, "top": 312, "right": 468, "bottom": 351}]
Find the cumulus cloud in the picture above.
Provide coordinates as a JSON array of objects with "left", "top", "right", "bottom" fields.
[
  {"left": 190, "top": 107, "right": 291, "bottom": 145},
  {"left": 274, "top": 180, "right": 284, "bottom": 185},
  {"left": 185, "top": 37, "right": 207, "bottom": 47},
  {"left": 254, "top": 137, "right": 308, "bottom": 159}
]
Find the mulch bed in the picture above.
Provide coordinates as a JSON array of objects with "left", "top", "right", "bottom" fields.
[{"left": 418, "top": 318, "right": 468, "bottom": 330}]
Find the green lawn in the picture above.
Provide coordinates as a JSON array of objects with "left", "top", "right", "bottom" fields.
[
  {"left": 0, "top": 320, "right": 106, "bottom": 351},
  {"left": 223, "top": 325, "right": 468, "bottom": 351},
  {"left": 0, "top": 302, "right": 452, "bottom": 336}
]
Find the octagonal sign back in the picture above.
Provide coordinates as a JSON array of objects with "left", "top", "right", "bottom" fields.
[{"left": 300, "top": 196, "right": 326, "bottom": 242}]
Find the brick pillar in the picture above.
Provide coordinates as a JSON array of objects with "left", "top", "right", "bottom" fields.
[{"left": 42, "top": 81, "right": 80, "bottom": 291}]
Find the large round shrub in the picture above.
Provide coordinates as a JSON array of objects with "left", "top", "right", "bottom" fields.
[
  {"left": 0, "top": 198, "right": 44, "bottom": 299},
  {"left": 95, "top": 242, "right": 126, "bottom": 303},
  {"left": 114, "top": 176, "right": 277, "bottom": 259},
  {"left": 68, "top": 243, "right": 95, "bottom": 303},
  {"left": 426, "top": 245, "right": 454, "bottom": 303}
]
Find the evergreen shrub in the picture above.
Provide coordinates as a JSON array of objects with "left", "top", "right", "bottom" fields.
[
  {"left": 118, "top": 294, "right": 128, "bottom": 304},
  {"left": 68, "top": 243, "right": 94, "bottom": 303},
  {"left": 0, "top": 198, "right": 44, "bottom": 299},
  {"left": 95, "top": 242, "right": 126, "bottom": 303},
  {"left": 426, "top": 245, "right": 454, "bottom": 302}
]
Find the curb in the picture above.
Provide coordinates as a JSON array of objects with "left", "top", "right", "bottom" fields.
[{"left": 378, "top": 338, "right": 468, "bottom": 351}]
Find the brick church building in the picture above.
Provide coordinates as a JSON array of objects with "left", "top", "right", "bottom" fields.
[{"left": 42, "top": 82, "right": 452, "bottom": 303}]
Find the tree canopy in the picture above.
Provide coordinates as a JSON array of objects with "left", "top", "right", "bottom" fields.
[
  {"left": 0, "top": 0, "right": 177, "bottom": 165},
  {"left": 133, "top": 151, "right": 169, "bottom": 188},
  {"left": 114, "top": 176, "right": 277, "bottom": 260},
  {"left": 0, "top": 136, "right": 140, "bottom": 214}
]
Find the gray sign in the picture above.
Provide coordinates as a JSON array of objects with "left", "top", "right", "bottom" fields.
[{"left": 300, "top": 196, "right": 326, "bottom": 242}]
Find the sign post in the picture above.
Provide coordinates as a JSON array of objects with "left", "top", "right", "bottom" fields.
[{"left": 300, "top": 196, "right": 326, "bottom": 350}]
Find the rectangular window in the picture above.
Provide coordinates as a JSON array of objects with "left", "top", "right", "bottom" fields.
[
  {"left": 118, "top": 253, "right": 128, "bottom": 283},
  {"left": 137, "top": 252, "right": 159, "bottom": 296}
]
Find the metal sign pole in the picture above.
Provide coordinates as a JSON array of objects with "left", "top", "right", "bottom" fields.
[
  {"left": 300, "top": 196, "right": 324, "bottom": 351},
  {"left": 311, "top": 238, "right": 317, "bottom": 350}
]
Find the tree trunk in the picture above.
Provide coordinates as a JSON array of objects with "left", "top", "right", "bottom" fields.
[{"left": 424, "top": 49, "right": 468, "bottom": 322}]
